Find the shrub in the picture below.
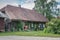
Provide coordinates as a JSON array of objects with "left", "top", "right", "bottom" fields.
[
  {"left": 16, "top": 21, "right": 23, "bottom": 31},
  {"left": 46, "top": 18, "right": 60, "bottom": 34}
]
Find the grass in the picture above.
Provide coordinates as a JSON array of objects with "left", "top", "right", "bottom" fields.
[{"left": 0, "top": 31, "right": 60, "bottom": 37}]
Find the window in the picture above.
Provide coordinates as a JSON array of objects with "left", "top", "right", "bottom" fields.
[
  {"left": 39, "top": 23, "right": 44, "bottom": 30},
  {"left": 1, "top": 11, "right": 5, "bottom": 13}
]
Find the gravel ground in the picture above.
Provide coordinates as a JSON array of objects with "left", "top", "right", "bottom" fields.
[{"left": 0, "top": 36, "right": 60, "bottom": 40}]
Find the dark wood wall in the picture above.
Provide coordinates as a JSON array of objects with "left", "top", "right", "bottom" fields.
[{"left": 0, "top": 18, "right": 5, "bottom": 32}]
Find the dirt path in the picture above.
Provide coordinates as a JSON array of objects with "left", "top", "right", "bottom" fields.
[{"left": 0, "top": 36, "right": 60, "bottom": 40}]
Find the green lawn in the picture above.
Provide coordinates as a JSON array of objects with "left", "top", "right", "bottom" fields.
[{"left": 0, "top": 31, "right": 60, "bottom": 37}]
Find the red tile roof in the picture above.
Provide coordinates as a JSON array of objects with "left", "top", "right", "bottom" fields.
[{"left": 0, "top": 5, "right": 48, "bottom": 22}]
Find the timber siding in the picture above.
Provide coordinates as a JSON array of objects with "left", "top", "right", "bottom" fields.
[{"left": 0, "top": 18, "right": 5, "bottom": 31}]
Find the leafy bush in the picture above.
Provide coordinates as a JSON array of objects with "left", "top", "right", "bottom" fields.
[
  {"left": 45, "top": 18, "right": 60, "bottom": 34},
  {"left": 16, "top": 21, "right": 23, "bottom": 31}
]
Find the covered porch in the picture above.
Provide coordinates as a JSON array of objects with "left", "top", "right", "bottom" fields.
[{"left": 5, "top": 20, "right": 46, "bottom": 32}]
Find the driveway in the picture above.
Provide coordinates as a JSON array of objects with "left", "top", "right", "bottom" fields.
[{"left": 0, "top": 36, "right": 60, "bottom": 40}]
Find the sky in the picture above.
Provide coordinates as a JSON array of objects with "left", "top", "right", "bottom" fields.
[
  {"left": 56, "top": 0, "right": 60, "bottom": 8},
  {"left": 0, "top": 0, "right": 35, "bottom": 9},
  {"left": 0, "top": 0, "right": 60, "bottom": 9}
]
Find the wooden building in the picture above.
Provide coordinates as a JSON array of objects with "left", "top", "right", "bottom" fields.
[{"left": 0, "top": 5, "right": 48, "bottom": 32}]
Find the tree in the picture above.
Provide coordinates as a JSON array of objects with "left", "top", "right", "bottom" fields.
[
  {"left": 56, "top": 8, "right": 60, "bottom": 17},
  {"left": 34, "top": 0, "right": 58, "bottom": 20}
]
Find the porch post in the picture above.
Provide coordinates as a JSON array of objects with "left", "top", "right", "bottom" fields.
[
  {"left": 28, "top": 23, "right": 30, "bottom": 30},
  {"left": 22, "top": 21, "right": 25, "bottom": 31},
  {"left": 31, "top": 22, "right": 34, "bottom": 30}
]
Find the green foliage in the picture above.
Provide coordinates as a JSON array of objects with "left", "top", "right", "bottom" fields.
[
  {"left": 34, "top": 0, "right": 58, "bottom": 21},
  {"left": 16, "top": 21, "right": 23, "bottom": 31},
  {"left": 46, "top": 19, "right": 60, "bottom": 34}
]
